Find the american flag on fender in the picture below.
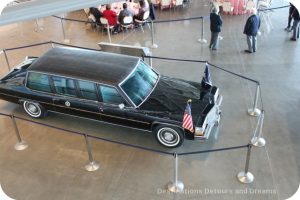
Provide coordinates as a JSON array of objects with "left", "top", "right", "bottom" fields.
[
  {"left": 182, "top": 101, "right": 194, "bottom": 132},
  {"left": 201, "top": 63, "right": 212, "bottom": 89}
]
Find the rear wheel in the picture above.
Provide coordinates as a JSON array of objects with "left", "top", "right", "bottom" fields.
[
  {"left": 23, "top": 101, "right": 46, "bottom": 118},
  {"left": 154, "top": 125, "right": 184, "bottom": 148}
]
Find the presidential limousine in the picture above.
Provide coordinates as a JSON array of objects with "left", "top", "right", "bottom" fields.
[{"left": 0, "top": 47, "right": 222, "bottom": 148}]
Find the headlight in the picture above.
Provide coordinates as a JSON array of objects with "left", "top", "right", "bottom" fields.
[
  {"left": 195, "top": 127, "right": 204, "bottom": 136},
  {"left": 214, "top": 88, "right": 219, "bottom": 103},
  {"left": 195, "top": 117, "right": 207, "bottom": 136}
]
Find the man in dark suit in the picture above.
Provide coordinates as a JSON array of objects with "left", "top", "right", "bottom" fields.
[
  {"left": 243, "top": 8, "right": 261, "bottom": 53},
  {"left": 291, "top": 7, "right": 300, "bottom": 41},
  {"left": 209, "top": 6, "right": 222, "bottom": 51}
]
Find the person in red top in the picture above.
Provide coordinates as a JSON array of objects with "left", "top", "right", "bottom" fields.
[{"left": 103, "top": 4, "right": 119, "bottom": 33}]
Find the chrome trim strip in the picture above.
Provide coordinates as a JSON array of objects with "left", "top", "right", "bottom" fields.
[
  {"left": 48, "top": 110, "right": 152, "bottom": 132},
  {"left": 0, "top": 92, "right": 150, "bottom": 125}
]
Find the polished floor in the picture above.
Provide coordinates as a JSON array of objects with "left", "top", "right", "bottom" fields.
[{"left": 0, "top": 1, "right": 299, "bottom": 200}]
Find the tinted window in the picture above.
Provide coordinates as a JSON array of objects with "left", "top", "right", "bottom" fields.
[
  {"left": 52, "top": 76, "right": 76, "bottom": 97},
  {"left": 78, "top": 80, "right": 97, "bottom": 101},
  {"left": 27, "top": 72, "right": 51, "bottom": 92},
  {"left": 100, "top": 85, "right": 124, "bottom": 104}
]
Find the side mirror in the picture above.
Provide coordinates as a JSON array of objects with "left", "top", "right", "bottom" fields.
[{"left": 118, "top": 103, "right": 125, "bottom": 110}]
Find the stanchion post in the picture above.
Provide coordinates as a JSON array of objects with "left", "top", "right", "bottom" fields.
[
  {"left": 34, "top": 18, "right": 43, "bottom": 32},
  {"left": 248, "top": 83, "right": 261, "bottom": 117},
  {"left": 167, "top": 153, "right": 184, "bottom": 193},
  {"left": 251, "top": 110, "right": 266, "bottom": 147},
  {"left": 107, "top": 27, "right": 112, "bottom": 43},
  {"left": 84, "top": 134, "right": 100, "bottom": 172},
  {"left": 60, "top": 18, "right": 70, "bottom": 43},
  {"left": 197, "top": 17, "right": 207, "bottom": 44},
  {"left": 3, "top": 50, "right": 11, "bottom": 71},
  {"left": 150, "top": 21, "right": 158, "bottom": 49},
  {"left": 11, "top": 115, "right": 28, "bottom": 151},
  {"left": 50, "top": 41, "right": 55, "bottom": 49},
  {"left": 237, "top": 144, "right": 254, "bottom": 184}
]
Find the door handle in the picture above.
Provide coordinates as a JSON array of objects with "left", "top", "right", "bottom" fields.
[{"left": 99, "top": 106, "right": 103, "bottom": 112}]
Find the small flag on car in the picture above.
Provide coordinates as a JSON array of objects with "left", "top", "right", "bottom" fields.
[
  {"left": 182, "top": 100, "right": 194, "bottom": 132},
  {"left": 201, "top": 63, "right": 212, "bottom": 89}
]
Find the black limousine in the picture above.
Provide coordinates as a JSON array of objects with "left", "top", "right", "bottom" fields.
[{"left": 0, "top": 47, "right": 222, "bottom": 147}]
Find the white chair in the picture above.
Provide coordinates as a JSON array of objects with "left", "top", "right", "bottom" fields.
[
  {"left": 172, "top": 0, "right": 184, "bottom": 10},
  {"left": 222, "top": 1, "right": 234, "bottom": 15},
  {"left": 134, "top": 11, "right": 150, "bottom": 32},
  {"left": 100, "top": 17, "right": 114, "bottom": 42},
  {"left": 151, "top": 0, "right": 160, "bottom": 8},
  {"left": 244, "top": 0, "right": 256, "bottom": 14},
  {"left": 121, "top": 16, "right": 133, "bottom": 32},
  {"left": 257, "top": 0, "right": 273, "bottom": 31},
  {"left": 257, "top": 0, "right": 272, "bottom": 10},
  {"left": 160, "top": 0, "right": 171, "bottom": 10},
  {"left": 83, "top": 8, "right": 90, "bottom": 17}
]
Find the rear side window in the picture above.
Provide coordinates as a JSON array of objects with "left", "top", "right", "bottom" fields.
[
  {"left": 26, "top": 72, "right": 52, "bottom": 92},
  {"left": 78, "top": 80, "right": 97, "bottom": 101},
  {"left": 99, "top": 85, "right": 124, "bottom": 104},
  {"left": 51, "top": 76, "right": 76, "bottom": 97}
]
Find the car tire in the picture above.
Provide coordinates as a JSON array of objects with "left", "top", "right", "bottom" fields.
[
  {"left": 154, "top": 125, "right": 184, "bottom": 148},
  {"left": 23, "top": 101, "right": 46, "bottom": 118}
]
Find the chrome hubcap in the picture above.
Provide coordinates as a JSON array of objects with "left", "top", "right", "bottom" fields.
[
  {"left": 164, "top": 132, "right": 174, "bottom": 141},
  {"left": 28, "top": 104, "right": 38, "bottom": 113}
]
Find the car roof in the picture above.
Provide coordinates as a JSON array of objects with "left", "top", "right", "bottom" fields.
[{"left": 28, "top": 47, "right": 140, "bottom": 85}]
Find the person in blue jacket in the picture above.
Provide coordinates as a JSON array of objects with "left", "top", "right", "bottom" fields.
[
  {"left": 243, "top": 8, "right": 261, "bottom": 53},
  {"left": 209, "top": 6, "right": 223, "bottom": 51},
  {"left": 290, "top": 7, "right": 300, "bottom": 41}
]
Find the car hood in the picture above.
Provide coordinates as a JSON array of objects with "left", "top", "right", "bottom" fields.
[{"left": 139, "top": 76, "right": 212, "bottom": 123}]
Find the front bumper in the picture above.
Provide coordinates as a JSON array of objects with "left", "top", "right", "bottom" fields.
[{"left": 194, "top": 94, "right": 222, "bottom": 140}]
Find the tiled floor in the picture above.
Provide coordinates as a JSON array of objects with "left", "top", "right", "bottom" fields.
[{"left": 0, "top": 0, "right": 299, "bottom": 199}]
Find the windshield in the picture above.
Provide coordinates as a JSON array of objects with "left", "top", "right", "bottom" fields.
[{"left": 120, "top": 61, "right": 158, "bottom": 106}]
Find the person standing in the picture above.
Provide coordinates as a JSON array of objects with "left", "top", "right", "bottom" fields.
[
  {"left": 290, "top": 7, "right": 300, "bottom": 41},
  {"left": 285, "top": 3, "right": 295, "bottom": 32},
  {"left": 243, "top": 8, "right": 260, "bottom": 53},
  {"left": 209, "top": 6, "right": 223, "bottom": 51}
]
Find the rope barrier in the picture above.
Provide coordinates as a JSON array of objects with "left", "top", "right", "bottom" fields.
[
  {"left": 52, "top": 15, "right": 93, "bottom": 24},
  {"left": 11, "top": 114, "right": 172, "bottom": 155},
  {"left": 49, "top": 4, "right": 289, "bottom": 26},
  {"left": 144, "top": 55, "right": 259, "bottom": 84},
  {"left": 178, "top": 144, "right": 249, "bottom": 156},
  {"left": 258, "top": 5, "right": 289, "bottom": 12},
  {"left": 0, "top": 111, "right": 249, "bottom": 156},
  {"left": 51, "top": 41, "right": 101, "bottom": 51},
  {"left": 3, "top": 41, "right": 51, "bottom": 52},
  {"left": 151, "top": 16, "right": 205, "bottom": 24},
  {"left": 0, "top": 112, "right": 12, "bottom": 117},
  {"left": 207, "top": 62, "right": 259, "bottom": 84}
]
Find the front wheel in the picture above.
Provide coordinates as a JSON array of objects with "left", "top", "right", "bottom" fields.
[
  {"left": 154, "top": 125, "right": 184, "bottom": 148},
  {"left": 23, "top": 101, "right": 46, "bottom": 118}
]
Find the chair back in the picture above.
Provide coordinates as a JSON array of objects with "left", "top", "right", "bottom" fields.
[
  {"left": 100, "top": 17, "right": 108, "bottom": 25},
  {"left": 245, "top": 0, "right": 255, "bottom": 10},
  {"left": 123, "top": 16, "right": 133, "bottom": 24},
  {"left": 222, "top": 1, "right": 233, "bottom": 12},
  {"left": 161, "top": 0, "right": 170, "bottom": 6},
  {"left": 174, "top": 0, "right": 184, "bottom": 6},
  {"left": 258, "top": 0, "right": 271, "bottom": 9},
  {"left": 143, "top": 11, "right": 150, "bottom": 20}
]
